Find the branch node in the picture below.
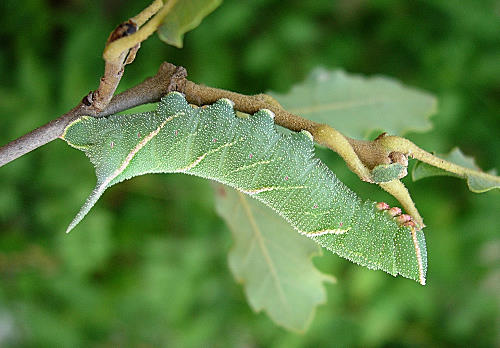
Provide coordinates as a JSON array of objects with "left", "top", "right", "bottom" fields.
[
  {"left": 166, "top": 66, "right": 188, "bottom": 93},
  {"left": 81, "top": 93, "right": 93, "bottom": 106}
]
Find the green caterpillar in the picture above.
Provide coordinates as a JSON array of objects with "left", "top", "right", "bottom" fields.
[{"left": 63, "top": 92, "right": 427, "bottom": 284}]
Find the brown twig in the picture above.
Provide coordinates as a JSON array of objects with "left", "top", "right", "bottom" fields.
[
  {"left": 0, "top": 0, "right": 175, "bottom": 167},
  {"left": 86, "top": 17, "right": 139, "bottom": 113},
  {"left": 0, "top": 60, "right": 432, "bottom": 227},
  {"left": 0, "top": 105, "right": 86, "bottom": 167},
  {"left": 85, "top": 0, "right": 168, "bottom": 113},
  {"left": 103, "top": 0, "right": 178, "bottom": 61},
  {"left": 182, "top": 81, "right": 392, "bottom": 182},
  {"left": 0, "top": 63, "right": 185, "bottom": 167},
  {"left": 183, "top": 83, "right": 315, "bottom": 131},
  {"left": 97, "top": 63, "right": 187, "bottom": 116},
  {"left": 0, "top": 61, "right": 395, "bottom": 176}
]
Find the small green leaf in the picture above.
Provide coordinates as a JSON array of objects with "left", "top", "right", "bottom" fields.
[
  {"left": 270, "top": 68, "right": 437, "bottom": 139},
  {"left": 62, "top": 92, "right": 427, "bottom": 284},
  {"left": 412, "top": 147, "right": 500, "bottom": 193},
  {"left": 215, "top": 185, "right": 334, "bottom": 331},
  {"left": 158, "top": 0, "right": 222, "bottom": 48}
]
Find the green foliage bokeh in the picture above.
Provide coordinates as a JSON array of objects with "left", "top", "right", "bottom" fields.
[{"left": 0, "top": 0, "right": 499, "bottom": 346}]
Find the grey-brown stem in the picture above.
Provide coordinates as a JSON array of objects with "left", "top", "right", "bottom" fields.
[{"left": 0, "top": 63, "right": 185, "bottom": 167}]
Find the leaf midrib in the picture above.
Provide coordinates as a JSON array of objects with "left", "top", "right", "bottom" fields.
[{"left": 237, "top": 192, "right": 289, "bottom": 310}]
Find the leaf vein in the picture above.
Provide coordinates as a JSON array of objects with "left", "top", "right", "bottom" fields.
[{"left": 237, "top": 192, "right": 289, "bottom": 310}]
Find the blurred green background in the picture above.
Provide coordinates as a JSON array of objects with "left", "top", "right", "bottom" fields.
[{"left": 1, "top": 0, "right": 499, "bottom": 346}]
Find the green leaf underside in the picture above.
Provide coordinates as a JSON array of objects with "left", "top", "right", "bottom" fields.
[
  {"left": 412, "top": 147, "right": 500, "bottom": 193},
  {"left": 62, "top": 92, "right": 427, "bottom": 284},
  {"left": 270, "top": 68, "right": 437, "bottom": 139},
  {"left": 158, "top": 0, "right": 222, "bottom": 48},
  {"left": 215, "top": 185, "right": 334, "bottom": 331}
]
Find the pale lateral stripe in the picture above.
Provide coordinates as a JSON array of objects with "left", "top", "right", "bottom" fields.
[
  {"left": 410, "top": 229, "right": 426, "bottom": 285},
  {"left": 98, "top": 114, "right": 179, "bottom": 192},
  {"left": 300, "top": 210, "right": 335, "bottom": 217},
  {"left": 239, "top": 185, "right": 307, "bottom": 195},
  {"left": 302, "top": 228, "right": 349, "bottom": 237},
  {"left": 175, "top": 139, "right": 241, "bottom": 173},
  {"left": 66, "top": 114, "right": 180, "bottom": 233},
  {"left": 175, "top": 154, "right": 205, "bottom": 173},
  {"left": 61, "top": 116, "right": 92, "bottom": 150}
]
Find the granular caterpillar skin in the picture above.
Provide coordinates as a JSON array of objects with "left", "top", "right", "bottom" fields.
[{"left": 62, "top": 92, "right": 427, "bottom": 284}]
